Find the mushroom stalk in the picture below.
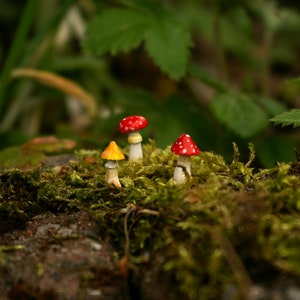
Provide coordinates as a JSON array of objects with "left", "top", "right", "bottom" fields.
[
  {"left": 128, "top": 132, "right": 143, "bottom": 162},
  {"left": 104, "top": 160, "right": 122, "bottom": 189},
  {"left": 173, "top": 156, "right": 191, "bottom": 185}
]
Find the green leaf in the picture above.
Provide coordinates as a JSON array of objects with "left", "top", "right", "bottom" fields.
[
  {"left": 258, "top": 96, "right": 287, "bottom": 117},
  {"left": 187, "top": 64, "right": 227, "bottom": 93},
  {"left": 82, "top": 8, "right": 151, "bottom": 55},
  {"left": 256, "top": 135, "right": 295, "bottom": 168},
  {"left": 145, "top": 14, "right": 191, "bottom": 79},
  {"left": 270, "top": 109, "right": 300, "bottom": 128},
  {"left": 210, "top": 93, "right": 269, "bottom": 138},
  {"left": 148, "top": 94, "right": 216, "bottom": 148},
  {"left": 82, "top": 7, "right": 191, "bottom": 79}
]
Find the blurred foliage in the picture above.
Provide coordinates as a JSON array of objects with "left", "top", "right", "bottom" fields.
[{"left": 1, "top": 0, "right": 300, "bottom": 167}]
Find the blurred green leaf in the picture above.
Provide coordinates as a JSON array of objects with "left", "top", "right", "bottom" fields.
[
  {"left": 256, "top": 135, "right": 295, "bottom": 168},
  {"left": 257, "top": 96, "right": 288, "bottom": 117},
  {"left": 155, "top": 94, "right": 215, "bottom": 148},
  {"left": 270, "top": 109, "right": 300, "bottom": 128},
  {"left": 187, "top": 64, "right": 227, "bottom": 92},
  {"left": 211, "top": 93, "right": 269, "bottom": 138},
  {"left": 114, "top": 88, "right": 159, "bottom": 112},
  {"left": 145, "top": 13, "right": 191, "bottom": 79},
  {"left": 82, "top": 8, "right": 151, "bottom": 55},
  {"left": 221, "top": 8, "right": 253, "bottom": 59},
  {"left": 82, "top": 6, "right": 191, "bottom": 79}
]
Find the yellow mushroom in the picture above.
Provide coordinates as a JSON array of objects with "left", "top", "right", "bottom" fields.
[{"left": 101, "top": 141, "right": 125, "bottom": 188}]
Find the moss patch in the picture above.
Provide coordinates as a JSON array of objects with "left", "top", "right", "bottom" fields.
[{"left": 1, "top": 140, "right": 300, "bottom": 299}]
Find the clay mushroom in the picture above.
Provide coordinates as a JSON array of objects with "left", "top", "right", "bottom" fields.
[
  {"left": 101, "top": 141, "right": 125, "bottom": 188},
  {"left": 171, "top": 134, "right": 200, "bottom": 184},
  {"left": 119, "top": 115, "right": 148, "bottom": 162}
]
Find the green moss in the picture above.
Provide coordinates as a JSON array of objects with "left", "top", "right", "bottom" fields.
[
  {"left": 0, "top": 169, "right": 41, "bottom": 231},
  {"left": 1, "top": 141, "right": 300, "bottom": 299}
]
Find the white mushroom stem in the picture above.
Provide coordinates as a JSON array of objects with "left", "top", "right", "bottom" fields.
[
  {"left": 128, "top": 131, "right": 143, "bottom": 162},
  {"left": 104, "top": 160, "right": 122, "bottom": 188},
  {"left": 173, "top": 156, "right": 191, "bottom": 185}
]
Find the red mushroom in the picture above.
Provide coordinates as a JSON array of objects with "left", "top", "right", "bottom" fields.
[
  {"left": 119, "top": 115, "right": 148, "bottom": 162},
  {"left": 171, "top": 134, "right": 200, "bottom": 184}
]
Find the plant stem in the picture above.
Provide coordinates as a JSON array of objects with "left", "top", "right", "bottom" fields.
[{"left": 0, "top": 0, "right": 38, "bottom": 115}]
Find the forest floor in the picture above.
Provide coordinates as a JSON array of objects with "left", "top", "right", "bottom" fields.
[{"left": 1, "top": 139, "right": 300, "bottom": 299}]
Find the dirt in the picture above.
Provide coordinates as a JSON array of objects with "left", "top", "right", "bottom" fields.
[{"left": 0, "top": 211, "right": 127, "bottom": 300}]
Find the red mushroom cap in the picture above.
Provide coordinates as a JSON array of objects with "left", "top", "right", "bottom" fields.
[
  {"left": 171, "top": 134, "right": 200, "bottom": 156},
  {"left": 119, "top": 116, "right": 148, "bottom": 133}
]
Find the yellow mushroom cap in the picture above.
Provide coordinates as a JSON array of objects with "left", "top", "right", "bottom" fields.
[{"left": 101, "top": 141, "right": 125, "bottom": 161}]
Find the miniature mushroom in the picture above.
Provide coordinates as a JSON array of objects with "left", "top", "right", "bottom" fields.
[
  {"left": 119, "top": 115, "right": 148, "bottom": 162},
  {"left": 171, "top": 134, "right": 200, "bottom": 185},
  {"left": 101, "top": 141, "right": 125, "bottom": 188}
]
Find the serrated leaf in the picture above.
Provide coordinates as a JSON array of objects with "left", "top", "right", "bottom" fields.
[
  {"left": 82, "top": 9, "right": 151, "bottom": 55},
  {"left": 211, "top": 93, "right": 269, "bottom": 138},
  {"left": 83, "top": 7, "right": 191, "bottom": 79},
  {"left": 82, "top": 6, "right": 191, "bottom": 79},
  {"left": 145, "top": 16, "right": 191, "bottom": 79},
  {"left": 270, "top": 109, "right": 300, "bottom": 128}
]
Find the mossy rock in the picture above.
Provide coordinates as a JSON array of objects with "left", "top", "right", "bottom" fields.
[{"left": 0, "top": 140, "right": 300, "bottom": 299}]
